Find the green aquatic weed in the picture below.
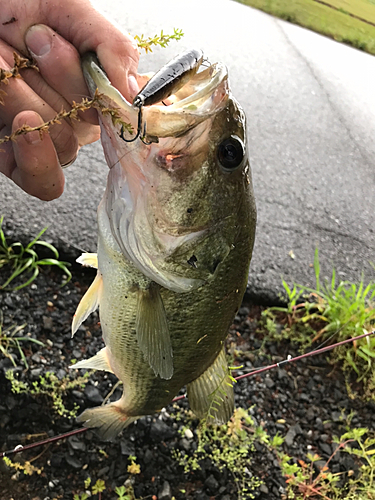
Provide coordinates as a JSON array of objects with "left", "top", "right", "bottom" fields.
[
  {"left": 134, "top": 28, "right": 184, "bottom": 53},
  {"left": 5, "top": 370, "right": 90, "bottom": 418}
]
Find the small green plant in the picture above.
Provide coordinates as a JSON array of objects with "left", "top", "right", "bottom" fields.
[
  {"left": 277, "top": 417, "right": 375, "bottom": 500},
  {"left": 73, "top": 480, "right": 137, "bottom": 500},
  {"left": 0, "top": 215, "right": 72, "bottom": 290},
  {"left": 134, "top": 28, "right": 184, "bottom": 53},
  {"left": 173, "top": 407, "right": 269, "bottom": 499},
  {"left": 279, "top": 450, "right": 343, "bottom": 499},
  {"left": 115, "top": 485, "right": 138, "bottom": 500},
  {"left": 0, "top": 314, "right": 44, "bottom": 369},
  {"left": 5, "top": 369, "right": 90, "bottom": 418},
  {"left": 127, "top": 455, "right": 141, "bottom": 475}
]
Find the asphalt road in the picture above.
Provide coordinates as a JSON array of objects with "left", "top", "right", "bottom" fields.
[{"left": 1, "top": 0, "right": 374, "bottom": 303}]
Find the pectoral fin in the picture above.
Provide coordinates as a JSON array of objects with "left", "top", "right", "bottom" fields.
[
  {"left": 76, "top": 252, "right": 98, "bottom": 269},
  {"left": 135, "top": 283, "right": 173, "bottom": 380},
  {"left": 70, "top": 347, "right": 113, "bottom": 373},
  {"left": 72, "top": 272, "right": 103, "bottom": 336},
  {"left": 187, "top": 347, "right": 234, "bottom": 424}
]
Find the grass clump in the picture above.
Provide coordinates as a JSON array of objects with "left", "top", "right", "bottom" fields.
[
  {"left": 236, "top": 0, "right": 375, "bottom": 55},
  {"left": 0, "top": 215, "right": 71, "bottom": 290},
  {"left": 5, "top": 369, "right": 90, "bottom": 418},
  {"left": 264, "top": 249, "right": 375, "bottom": 400},
  {"left": 0, "top": 314, "right": 44, "bottom": 369}
]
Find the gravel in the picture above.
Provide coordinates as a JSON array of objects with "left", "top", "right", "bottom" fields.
[{"left": 1, "top": 257, "right": 375, "bottom": 499}]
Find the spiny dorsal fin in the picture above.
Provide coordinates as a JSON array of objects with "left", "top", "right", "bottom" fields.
[
  {"left": 72, "top": 272, "right": 103, "bottom": 337},
  {"left": 69, "top": 347, "right": 113, "bottom": 373},
  {"left": 135, "top": 283, "right": 173, "bottom": 380},
  {"left": 186, "top": 347, "right": 234, "bottom": 424},
  {"left": 76, "top": 253, "right": 98, "bottom": 269}
]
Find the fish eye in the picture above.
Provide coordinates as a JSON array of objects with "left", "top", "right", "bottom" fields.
[{"left": 217, "top": 136, "right": 245, "bottom": 172}]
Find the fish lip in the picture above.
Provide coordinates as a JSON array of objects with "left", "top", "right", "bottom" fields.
[
  {"left": 81, "top": 52, "right": 229, "bottom": 138},
  {"left": 82, "top": 52, "right": 135, "bottom": 112}
]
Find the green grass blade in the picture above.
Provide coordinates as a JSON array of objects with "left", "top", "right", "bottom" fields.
[
  {"left": 16, "top": 337, "right": 44, "bottom": 346},
  {"left": 12, "top": 267, "right": 40, "bottom": 291},
  {"left": 33, "top": 240, "right": 59, "bottom": 259},
  {"left": 25, "top": 226, "right": 48, "bottom": 249},
  {"left": 314, "top": 247, "right": 320, "bottom": 292},
  {"left": 1, "top": 258, "right": 33, "bottom": 288}
]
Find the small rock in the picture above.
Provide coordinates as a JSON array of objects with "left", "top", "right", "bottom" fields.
[
  {"left": 120, "top": 439, "right": 136, "bottom": 456},
  {"left": 320, "top": 434, "right": 329, "bottom": 443},
  {"left": 149, "top": 420, "right": 175, "bottom": 442},
  {"left": 65, "top": 454, "right": 83, "bottom": 469},
  {"left": 184, "top": 428, "right": 194, "bottom": 439},
  {"left": 332, "top": 411, "right": 342, "bottom": 423},
  {"left": 56, "top": 369, "right": 67, "bottom": 380},
  {"left": 264, "top": 377, "right": 275, "bottom": 389},
  {"left": 179, "top": 438, "right": 191, "bottom": 452},
  {"left": 31, "top": 353, "right": 41, "bottom": 363},
  {"left": 30, "top": 367, "right": 44, "bottom": 379},
  {"left": 285, "top": 424, "right": 302, "bottom": 447},
  {"left": 71, "top": 390, "right": 84, "bottom": 400},
  {"left": 68, "top": 435, "right": 86, "bottom": 452},
  {"left": 72, "top": 349, "right": 82, "bottom": 359},
  {"left": 299, "top": 393, "right": 310, "bottom": 402},
  {"left": 84, "top": 385, "right": 103, "bottom": 404},
  {"left": 278, "top": 369, "right": 288, "bottom": 380},
  {"left": 4, "top": 296, "right": 14, "bottom": 308},
  {"left": 320, "top": 442, "right": 332, "bottom": 456},
  {"left": 204, "top": 474, "right": 219, "bottom": 494},
  {"left": 306, "top": 407, "right": 315, "bottom": 421},
  {"left": 259, "top": 484, "right": 269, "bottom": 494},
  {"left": 158, "top": 481, "right": 172, "bottom": 500},
  {"left": 195, "top": 491, "right": 210, "bottom": 500},
  {"left": 42, "top": 316, "right": 53, "bottom": 330},
  {"left": 313, "top": 460, "right": 327, "bottom": 472}
]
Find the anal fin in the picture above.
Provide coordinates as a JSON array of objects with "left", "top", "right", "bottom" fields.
[
  {"left": 187, "top": 347, "right": 234, "bottom": 424},
  {"left": 77, "top": 402, "right": 138, "bottom": 441},
  {"left": 69, "top": 347, "right": 113, "bottom": 373},
  {"left": 136, "top": 283, "right": 173, "bottom": 380},
  {"left": 72, "top": 272, "right": 103, "bottom": 336}
]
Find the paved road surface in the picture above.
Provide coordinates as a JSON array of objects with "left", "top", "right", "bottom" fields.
[{"left": 1, "top": 0, "right": 374, "bottom": 303}]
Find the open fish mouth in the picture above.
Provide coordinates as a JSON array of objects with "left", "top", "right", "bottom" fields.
[
  {"left": 81, "top": 51, "right": 243, "bottom": 294},
  {"left": 81, "top": 52, "right": 229, "bottom": 141}
]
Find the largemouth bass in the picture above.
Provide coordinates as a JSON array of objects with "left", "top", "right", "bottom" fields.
[{"left": 71, "top": 51, "right": 256, "bottom": 440}]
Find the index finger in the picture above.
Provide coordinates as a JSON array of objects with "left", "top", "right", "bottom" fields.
[{"left": 0, "top": 0, "right": 139, "bottom": 100}]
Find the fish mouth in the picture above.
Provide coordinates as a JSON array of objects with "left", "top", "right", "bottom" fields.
[{"left": 81, "top": 52, "right": 229, "bottom": 139}]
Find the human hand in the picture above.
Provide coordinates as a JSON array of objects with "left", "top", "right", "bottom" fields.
[{"left": 0, "top": 0, "right": 139, "bottom": 201}]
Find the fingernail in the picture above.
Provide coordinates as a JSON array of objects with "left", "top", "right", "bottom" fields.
[
  {"left": 14, "top": 114, "right": 44, "bottom": 145},
  {"left": 128, "top": 74, "right": 139, "bottom": 101},
  {"left": 24, "top": 129, "right": 43, "bottom": 145},
  {"left": 25, "top": 24, "right": 52, "bottom": 57}
]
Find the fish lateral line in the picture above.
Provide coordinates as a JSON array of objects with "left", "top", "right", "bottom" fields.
[{"left": 3, "top": 330, "right": 374, "bottom": 458}]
